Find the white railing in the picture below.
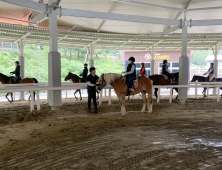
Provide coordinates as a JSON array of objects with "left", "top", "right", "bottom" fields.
[{"left": 0, "top": 82, "right": 221, "bottom": 112}]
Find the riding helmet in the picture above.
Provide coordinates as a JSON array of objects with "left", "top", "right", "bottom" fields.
[
  {"left": 128, "top": 56, "right": 135, "bottom": 62},
  {"left": 210, "top": 62, "right": 214, "bottom": 66},
  {"left": 141, "top": 62, "right": 144, "bottom": 66},
  {"left": 15, "top": 61, "right": 19, "bottom": 64},
  {"left": 84, "top": 63, "right": 88, "bottom": 66},
  {"left": 90, "top": 67, "right": 96, "bottom": 72},
  {"left": 163, "top": 60, "right": 167, "bottom": 64}
]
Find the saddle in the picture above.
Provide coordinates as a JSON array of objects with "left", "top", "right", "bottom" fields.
[{"left": 161, "top": 74, "right": 175, "bottom": 82}]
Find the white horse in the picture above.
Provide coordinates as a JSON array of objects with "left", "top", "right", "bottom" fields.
[{"left": 98, "top": 73, "right": 153, "bottom": 115}]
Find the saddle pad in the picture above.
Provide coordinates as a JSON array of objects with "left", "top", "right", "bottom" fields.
[
  {"left": 161, "top": 75, "right": 168, "bottom": 80},
  {"left": 133, "top": 79, "right": 138, "bottom": 88}
]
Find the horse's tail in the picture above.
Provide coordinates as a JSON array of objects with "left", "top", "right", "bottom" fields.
[{"left": 33, "top": 78, "right": 38, "bottom": 83}]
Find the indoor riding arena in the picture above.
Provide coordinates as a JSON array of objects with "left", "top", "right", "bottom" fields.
[{"left": 1, "top": 0, "right": 222, "bottom": 170}]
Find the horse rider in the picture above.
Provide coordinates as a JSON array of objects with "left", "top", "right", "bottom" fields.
[
  {"left": 87, "top": 67, "right": 101, "bottom": 115},
  {"left": 123, "top": 56, "right": 136, "bottom": 92},
  {"left": 10, "top": 61, "right": 21, "bottom": 84},
  {"left": 203, "top": 62, "right": 215, "bottom": 81},
  {"left": 162, "top": 60, "right": 174, "bottom": 84},
  {"left": 139, "top": 62, "right": 146, "bottom": 77},
  {"left": 79, "top": 63, "right": 88, "bottom": 82}
]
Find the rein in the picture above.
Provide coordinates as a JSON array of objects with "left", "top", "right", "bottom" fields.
[{"left": 100, "top": 75, "right": 123, "bottom": 88}]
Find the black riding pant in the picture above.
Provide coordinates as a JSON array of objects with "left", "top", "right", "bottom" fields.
[
  {"left": 164, "top": 72, "right": 173, "bottom": 80},
  {"left": 87, "top": 87, "right": 97, "bottom": 110}
]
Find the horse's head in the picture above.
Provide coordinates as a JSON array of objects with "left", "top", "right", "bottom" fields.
[
  {"left": 98, "top": 73, "right": 107, "bottom": 91},
  {"left": 191, "top": 74, "right": 197, "bottom": 82},
  {"left": 64, "top": 72, "right": 72, "bottom": 81}
]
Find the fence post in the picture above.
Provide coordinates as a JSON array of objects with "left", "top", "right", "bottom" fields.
[
  {"left": 30, "top": 91, "right": 34, "bottom": 112},
  {"left": 66, "top": 90, "right": 68, "bottom": 98},
  {"left": 109, "top": 87, "right": 111, "bottom": 105},
  {"left": 195, "top": 85, "right": 197, "bottom": 99},
  {"left": 47, "top": 91, "right": 49, "bottom": 103},
  {"left": 169, "top": 88, "right": 172, "bottom": 103},
  {"left": 13, "top": 92, "right": 15, "bottom": 101},
  {"left": 105, "top": 89, "right": 107, "bottom": 98},
  {"left": 99, "top": 89, "right": 103, "bottom": 105},
  {"left": 157, "top": 88, "right": 160, "bottom": 103},
  {"left": 217, "top": 87, "right": 220, "bottom": 102},
  {"left": 37, "top": 91, "right": 40, "bottom": 111}
]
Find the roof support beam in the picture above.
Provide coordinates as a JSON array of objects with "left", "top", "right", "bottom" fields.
[
  {"left": 163, "top": 26, "right": 180, "bottom": 36},
  {"left": 192, "top": 19, "right": 222, "bottom": 26},
  {"left": 164, "top": 0, "right": 193, "bottom": 35},
  {"left": 111, "top": 0, "right": 183, "bottom": 12},
  {"left": 115, "top": 39, "right": 132, "bottom": 50},
  {"left": 83, "top": 38, "right": 101, "bottom": 49},
  {"left": 98, "top": 1, "right": 118, "bottom": 32},
  {"left": 188, "top": 6, "right": 222, "bottom": 12},
  {"left": 14, "top": 32, "right": 32, "bottom": 44},
  {"left": 208, "top": 41, "right": 222, "bottom": 50},
  {"left": 145, "top": 40, "right": 163, "bottom": 51},
  {"left": 60, "top": 8, "right": 180, "bottom": 26},
  {"left": 28, "top": 13, "right": 49, "bottom": 26},
  {"left": 0, "top": 0, "right": 47, "bottom": 13}
]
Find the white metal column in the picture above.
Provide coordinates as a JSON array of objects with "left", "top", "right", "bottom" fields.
[
  {"left": 19, "top": 39, "right": 25, "bottom": 100},
  {"left": 213, "top": 45, "right": 220, "bottom": 95},
  {"left": 48, "top": 0, "right": 62, "bottom": 108},
  {"left": 89, "top": 44, "right": 94, "bottom": 68},
  {"left": 150, "top": 46, "right": 155, "bottom": 75},
  {"left": 178, "top": 19, "right": 189, "bottom": 104}
]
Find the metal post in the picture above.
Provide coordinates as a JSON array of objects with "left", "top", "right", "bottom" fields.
[
  {"left": 150, "top": 46, "right": 155, "bottom": 75},
  {"left": 217, "top": 87, "right": 220, "bottom": 102},
  {"left": 89, "top": 44, "right": 94, "bottom": 68},
  {"left": 99, "top": 89, "right": 103, "bottom": 105},
  {"left": 157, "top": 88, "right": 160, "bottom": 103},
  {"left": 48, "top": 0, "right": 62, "bottom": 108},
  {"left": 178, "top": 18, "right": 189, "bottom": 104},
  {"left": 108, "top": 87, "right": 111, "bottom": 105},
  {"left": 169, "top": 88, "right": 172, "bottom": 103},
  {"left": 213, "top": 45, "right": 219, "bottom": 95},
  {"left": 19, "top": 39, "right": 25, "bottom": 100},
  {"left": 37, "top": 91, "right": 40, "bottom": 111},
  {"left": 30, "top": 91, "right": 34, "bottom": 112}
]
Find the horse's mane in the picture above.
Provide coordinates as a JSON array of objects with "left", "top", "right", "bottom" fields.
[
  {"left": 100, "top": 73, "right": 122, "bottom": 84},
  {"left": 69, "top": 72, "right": 80, "bottom": 79},
  {"left": 0, "top": 73, "right": 11, "bottom": 81}
]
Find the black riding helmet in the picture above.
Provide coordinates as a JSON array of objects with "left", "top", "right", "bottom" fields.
[
  {"left": 141, "top": 62, "right": 144, "bottom": 66},
  {"left": 210, "top": 62, "right": 214, "bottom": 66},
  {"left": 15, "top": 61, "right": 19, "bottom": 64},
  {"left": 163, "top": 60, "right": 167, "bottom": 64},
  {"left": 128, "top": 56, "right": 135, "bottom": 62}
]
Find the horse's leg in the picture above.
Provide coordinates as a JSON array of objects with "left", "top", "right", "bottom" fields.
[
  {"left": 175, "top": 88, "right": 179, "bottom": 100},
  {"left": 203, "top": 88, "right": 207, "bottom": 98},
  {"left": 146, "top": 87, "right": 153, "bottom": 113},
  {"left": 74, "top": 90, "right": 79, "bottom": 100},
  {"left": 28, "top": 91, "right": 31, "bottom": 101},
  {"left": 141, "top": 91, "right": 147, "bottom": 112},
  {"left": 117, "top": 95, "right": 123, "bottom": 114},
  {"left": 11, "top": 93, "right": 13, "bottom": 102},
  {"left": 121, "top": 94, "right": 126, "bottom": 115},
  {"left": 6, "top": 93, "right": 11, "bottom": 103},
  {"left": 79, "top": 90, "right": 82, "bottom": 101},
  {"left": 96, "top": 90, "right": 99, "bottom": 100},
  {"left": 154, "top": 88, "right": 158, "bottom": 99}
]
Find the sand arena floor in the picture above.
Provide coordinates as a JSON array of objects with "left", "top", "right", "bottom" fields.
[{"left": 1, "top": 96, "right": 222, "bottom": 170}]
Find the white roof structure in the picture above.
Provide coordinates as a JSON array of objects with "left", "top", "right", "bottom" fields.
[
  {"left": 205, "top": 55, "right": 222, "bottom": 61},
  {"left": 0, "top": 0, "right": 222, "bottom": 51}
]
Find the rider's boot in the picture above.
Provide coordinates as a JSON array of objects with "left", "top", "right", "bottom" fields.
[
  {"left": 129, "top": 86, "right": 135, "bottom": 92},
  {"left": 88, "top": 109, "right": 92, "bottom": 115},
  {"left": 94, "top": 108, "right": 101, "bottom": 114},
  {"left": 170, "top": 79, "right": 175, "bottom": 84}
]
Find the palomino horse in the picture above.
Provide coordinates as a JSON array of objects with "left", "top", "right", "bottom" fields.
[
  {"left": 191, "top": 75, "right": 222, "bottom": 98},
  {"left": 64, "top": 72, "right": 99, "bottom": 100},
  {"left": 98, "top": 73, "right": 153, "bottom": 115},
  {"left": 149, "top": 72, "right": 179, "bottom": 101},
  {"left": 0, "top": 73, "right": 38, "bottom": 102}
]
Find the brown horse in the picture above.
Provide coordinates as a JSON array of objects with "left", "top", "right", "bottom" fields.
[
  {"left": 98, "top": 73, "right": 153, "bottom": 115},
  {"left": 0, "top": 73, "right": 38, "bottom": 102},
  {"left": 149, "top": 72, "right": 179, "bottom": 101},
  {"left": 64, "top": 72, "right": 99, "bottom": 101}
]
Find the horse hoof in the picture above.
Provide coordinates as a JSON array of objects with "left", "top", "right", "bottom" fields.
[{"left": 121, "top": 113, "right": 126, "bottom": 116}]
